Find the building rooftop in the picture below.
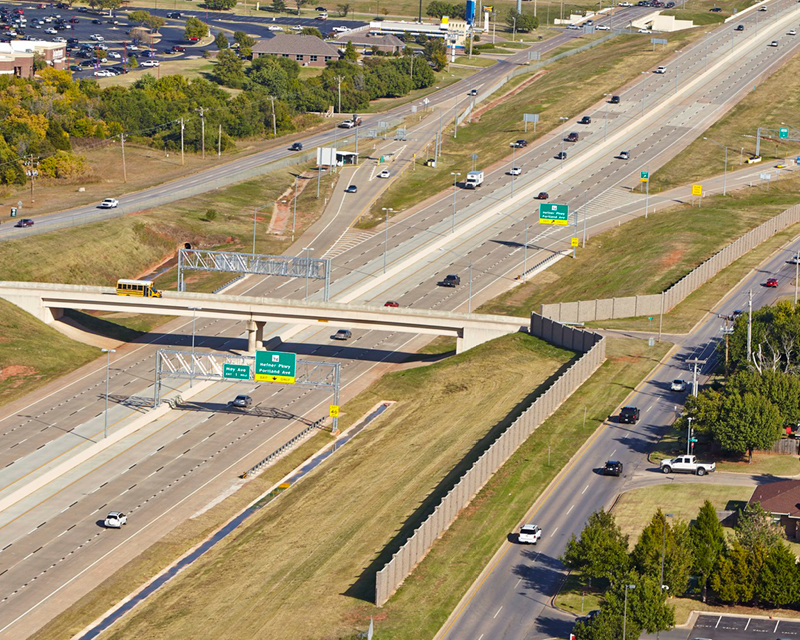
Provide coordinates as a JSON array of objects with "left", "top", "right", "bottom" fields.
[
  {"left": 251, "top": 34, "right": 339, "bottom": 57},
  {"left": 750, "top": 479, "right": 800, "bottom": 517}
]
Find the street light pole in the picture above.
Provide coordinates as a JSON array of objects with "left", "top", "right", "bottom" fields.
[
  {"left": 382, "top": 208, "right": 393, "bottom": 273},
  {"left": 451, "top": 172, "right": 461, "bottom": 234},
  {"left": 101, "top": 348, "right": 116, "bottom": 439},
  {"left": 189, "top": 307, "right": 201, "bottom": 388}
]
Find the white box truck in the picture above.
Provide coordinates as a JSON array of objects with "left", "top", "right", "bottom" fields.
[{"left": 464, "top": 170, "right": 484, "bottom": 188}]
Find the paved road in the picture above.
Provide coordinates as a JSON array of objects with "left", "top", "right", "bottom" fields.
[
  {"left": 2, "top": 1, "right": 799, "bottom": 636},
  {"left": 690, "top": 614, "right": 800, "bottom": 640}
]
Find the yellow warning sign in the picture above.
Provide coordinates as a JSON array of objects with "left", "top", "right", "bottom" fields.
[
  {"left": 329, "top": 404, "right": 340, "bottom": 418},
  {"left": 691, "top": 184, "right": 703, "bottom": 196},
  {"left": 571, "top": 237, "right": 579, "bottom": 247}
]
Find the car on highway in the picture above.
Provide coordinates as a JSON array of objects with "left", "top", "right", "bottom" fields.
[
  {"left": 345, "top": 184, "right": 357, "bottom": 193},
  {"left": 518, "top": 523, "right": 542, "bottom": 544},
  {"left": 566, "top": 132, "right": 579, "bottom": 142},
  {"left": 789, "top": 29, "right": 797, "bottom": 35},
  {"left": 609, "top": 95, "right": 620, "bottom": 104},
  {"left": 619, "top": 150, "right": 630, "bottom": 160},
  {"left": 104, "top": 511, "right": 127, "bottom": 528},
  {"left": 555, "top": 151, "right": 567, "bottom": 160},
  {"left": 578, "top": 115, "right": 591, "bottom": 124},
  {"left": 378, "top": 169, "right": 391, "bottom": 178},
  {"left": 331, "top": 329, "right": 352, "bottom": 340},
  {"left": 438, "top": 274, "right": 461, "bottom": 287},
  {"left": 384, "top": 300, "right": 399, "bottom": 307},
  {"left": 603, "top": 460, "right": 623, "bottom": 476},
  {"left": 316, "top": 5, "right": 328, "bottom": 9},
  {"left": 511, "top": 139, "right": 528, "bottom": 148},
  {"left": 567, "top": 23, "right": 580, "bottom": 29},
  {"left": 731, "top": 309, "right": 744, "bottom": 319},
  {"left": 735, "top": 24, "right": 744, "bottom": 31},
  {"left": 535, "top": 192, "right": 549, "bottom": 200},
  {"left": 759, "top": 4, "right": 767, "bottom": 9},
  {"left": 655, "top": 65, "right": 667, "bottom": 73},
  {"left": 596, "top": 24, "right": 610, "bottom": 30},
  {"left": 508, "top": 166, "right": 522, "bottom": 176},
  {"left": 766, "top": 277, "right": 779, "bottom": 287},
  {"left": 637, "top": 28, "right": 650, "bottom": 33},
  {"left": 469, "top": 88, "right": 478, "bottom": 95},
  {"left": 14, "top": 218, "right": 34, "bottom": 227},
  {"left": 98, "top": 198, "right": 119, "bottom": 208},
  {"left": 289, "top": 142, "right": 303, "bottom": 151},
  {"left": 670, "top": 379, "right": 687, "bottom": 392},
  {"left": 769, "top": 40, "right": 779, "bottom": 47},
  {"left": 231, "top": 394, "right": 253, "bottom": 408},
  {"left": 618, "top": 406, "right": 640, "bottom": 424}
]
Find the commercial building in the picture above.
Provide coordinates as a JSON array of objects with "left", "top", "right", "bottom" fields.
[
  {"left": 331, "top": 32, "right": 404, "bottom": 55},
  {"left": 0, "top": 40, "right": 66, "bottom": 77},
  {"left": 251, "top": 34, "right": 340, "bottom": 67}
]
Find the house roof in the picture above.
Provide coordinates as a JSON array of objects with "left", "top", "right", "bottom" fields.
[
  {"left": 332, "top": 33, "right": 404, "bottom": 48},
  {"left": 251, "top": 34, "right": 339, "bottom": 57},
  {"left": 750, "top": 479, "right": 800, "bottom": 517}
]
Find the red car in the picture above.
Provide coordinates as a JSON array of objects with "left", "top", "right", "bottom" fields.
[
  {"left": 14, "top": 218, "right": 34, "bottom": 227},
  {"left": 384, "top": 301, "right": 399, "bottom": 307},
  {"left": 535, "top": 192, "right": 549, "bottom": 200},
  {"left": 766, "top": 278, "right": 779, "bottom": 288}
]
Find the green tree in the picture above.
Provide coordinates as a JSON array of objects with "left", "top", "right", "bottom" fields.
[
  {"left": 215, "top": 31, "right": 229, "bottom": 49},
  {"left": 127, "top": 10, "right": 151, "bottom": 24},
  {"left": 562, "top": 509, "right": 629, "bottom": 582},
  {"left": 337, "top": 2, "right": 351, "bottom": 15},
  {"left": 602, "top": 573, "right": 674, "bottom": 639},
  {"left": 425, "top": 0, "right": 454, "bottom": 17},
  {"left": 300, "top": 26, "right": 323, "bottom": 37},
  {"left": 711, "top": 541, "right": 765, "bottom": 604},
  {"left": 144, "top": 14, "right": 166, "bottom": 33},
  {"left": 676, "top": 388, "right": 723, "bottom": 436},
  {"left": 423, "top": 37, "right": 447, "bottom": 71},
  {"left": 294, "top": 0, "right": 308, "bottom": 13},
  {"left": 756, "top": 542, "right": 800, "bottom": 607},
  {"left": 272, "top": 0, "right": 286, "bottom": 11},
  {"left": 631, "top": 510, "right": 693, "bottom": 595},
  {"left": 690, "top": 500, "right": 726, "bottom": 602},
  {"left": 213, "top": 48, "right": 246, "bottom": 87},
  {"left": 233, "top": 30, "right": 256, "bottom": 48},
  {"left": 0, "top": 137, "right": 26, "bottom": 185},
  {"left": 343, "top": 40, "right": 359, "bottom": 60},
  {"left": 736, "top": 502, "right": 783, "bottom": 550},
  {"left": 506, "top": 8, "right": 538, "bottom": 32},
  {"left": 714, "top": 392, "right": 783, "bottom": 461},
  {"left": 206, "top": 0, "right": 238, "bottom": 9},
  {"left": 729, "top": 369, "right": 800, "bottom": 426},
  {"left": 728, "top": 300, "right": 800, "bottom": 372},
  {"left": 185, "top": 17, "right": 210, "bottom": 40}
]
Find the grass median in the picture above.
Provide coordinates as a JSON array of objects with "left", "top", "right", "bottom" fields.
[
  {"left": 364, "top": 29, "right": 704, "bottom": 226},
  {"left": 479, "top": 176, "right": 800, "bottom": 321},
  {"left": 72, "top": 334, "right": 667, "bottom": 640}
]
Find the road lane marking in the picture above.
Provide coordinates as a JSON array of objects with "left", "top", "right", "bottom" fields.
[
  {"left": 493, "top": 607, "right": 503, "bottom": 619},
  {"left": 582, "top": 485, "right": 589, "bottom": 494},
  {"left": 744, "top": 618, "right": 751, "bottom": 631},
  {"left": 567, "top": 505, "right": 574, "bottom": 514},
  {"left": 550, "top": 527, "right": 558, "bottom": 537},
  {"left": 515, "top": 578, "right": 522, "bottom": 588},
  {"left": 716, "top": 616, "right": 722, "bottom": 628}
]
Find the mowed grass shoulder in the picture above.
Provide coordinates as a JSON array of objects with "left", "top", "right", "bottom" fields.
[
  {"left": 99, "top": 333, "right": 574, "bottom": 640},
  {"left": 480, "top": 175, "right": 800, "bottom": 319}
]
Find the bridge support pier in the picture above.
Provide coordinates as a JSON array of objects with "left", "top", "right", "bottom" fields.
[{"left": 247, "top": 320, "right": 266, "bottom": 353}]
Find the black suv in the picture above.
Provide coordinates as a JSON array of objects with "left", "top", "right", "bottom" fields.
[
  {"left": 566, "top": 132, "right": 579, "bottom": 142},
  {"left": 609, "top": 95, "right": 620, "bottom": 104},
  {"left": 604, "top": 460, "right": 623, "bottom": 476},
  {"left": 578, "top": 115, "right": 592, "bottom": 124},
  {"left": 167, "top": 11, "right": 182, "bottom": 18},
  {"left": 290, "top": 142, "right": 303, "bottom": 151},
  {"left": 511, "top": 139, "right": 528, "bottom": 148},
  {"left": 437, "top": 274, "right": 461, "bottom": 287},
  {"left": 619, "top": 406, "right": 640, "bottom": 424}
]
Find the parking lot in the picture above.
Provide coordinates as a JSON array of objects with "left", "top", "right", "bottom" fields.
[
  {"left": 0, "top": 2, "right": 365, "bottom": 80},
  {"left": 691, "top": 614, "right": 800, "bottom": 640}
]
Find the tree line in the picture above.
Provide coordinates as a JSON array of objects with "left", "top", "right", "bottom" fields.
[{"left": 565, "top": 503, "right": 799, "bottom": 640}]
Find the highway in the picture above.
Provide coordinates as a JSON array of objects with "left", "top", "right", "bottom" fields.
[{"left": 1, "top": 1, "right": 799, "bottom": 636}]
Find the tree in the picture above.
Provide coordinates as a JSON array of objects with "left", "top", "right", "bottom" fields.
[
  {"left": 206, "top": 0, "right": 238, "bottom": 9},
  {"left": 215, "top": 31, "right": 229, "bottom": 49},
  {"left": 143, "top": 14, "right": 166, "bottom": 33},
  {"left": 0, "top": 137, "right": 26, "bottom": 185},
  {"left": 272, "top": 0, "right": 286, "bottom": 10},
  {"left": 601, "top": 573, "right": 674, "bottom": 640},
  {"left": 676, "top": 387, "right": 723, "bottom": 436},
  {"left": 294, "top": 0, "right": 308, "bottom": 14},
  {"left": 185, "top": 17, "right": 210, "bottom": 40},
  {"left": 736, "top": 502, "right": 783, "bottom": 551},
  {"left": 423, "top": 37, "right": 447, "bottom": 71},
  {"left": 757, "top": 542, "right": 800, "bottom": 607},
  {"left": 690, "top": 500, "right": 726, "bottom": 602},
  {"left": 233, "top": 30, "right": 256, "bottom": 48},
  {"left": 711, "top": 541, "right": 765, "bottom": 604},
  {"left": 631, "top": 510, "right": 693, "bottom": 595},
  {"left": 343, "top": 40, "right": 359, "bottom": 61},
  {"left": 728, "top": 300, "right": 800, "bottom": 373},
  {"left": 213, "top": 48, "right": 246, "bottom": 87},
  {"left": 714, "top": 392, "right": 783, "bottom": 461},
  {"left": 562, "top": 509, "right": 629, "bottom": 582},
  {"left": 337, "top": 2, "right": 351, "bottom": 15},
  {"left": 506, "top": 8, "right": 538, "bottom": 32},
  {"left": 426, "top": 0, "right": 454, "bottom": 17},
  {"left": 127, "top": 10, "right": 150, "bottom": 24},
  {"left": 300, "top": 26, "right": 323, "bottom": 38},
  {"left": 88, "top": 0, "right": 122, "bottom": 12}
]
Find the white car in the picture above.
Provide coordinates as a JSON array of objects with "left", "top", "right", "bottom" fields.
[
  {"left": 508, "top": 166, "right": 522, "bottom": 176},
  {"left": 141, "top": 60, "right": 160, "bottom": 67},
  {"left": 378, "top": 169, "right": 390, "bottom": 178},
  {"left": 638, "top": 28, "right": 650, "bottom": 33},
  {"left": 769, "top": 40, "right": 779, "bottom": 47},
  {"left": 618, "top": 1, "right": 632, "bottom": 5},
  {"left": 567, "top": 24, "right": 581, "bottom": 29},
  {"left": 44, "top": 27, "right": 57, "bottom": 34},
  {"left": 94, "top": 69, "right": 113, "bottom": 77},
  {"left": 759, "top": 4, "right": 767, "bottom": 9},
  {"left": 90, "top": 33, "right": 104, "bottom": 41},
  {"left": 670, "top": 379, "right": 687, "bottom": 392},
  {"left": 519, "top": 524, "right": 542, "bottom": 544},
  {"left": 619, "top": 150, "right": 630, "bottom": 160},
  {"left": 128, "top": 43, "right": 139, "bottom": 50},
  {"left": 104, "top": 511, "right": 127, "bottom": 528},
  {"left": 596, "top": 24, "right": 611, "bottom": 30},
  {"left": 290, "top": 24, "right": 303, "bottom": 30},
  {"left": 107, "top": 51, "right": 121, "bottom": 59},
  {"left": 267, "top": 24, "right": 284, "bottom": 31},
  {"left": 53, "top": 36, "right": 66, "bottom": 42},
  {"left": 98, "top": 198, "right": 119, "bottom": 208},
  {"left": 332, "top": 25, "right": 350, "bottom": 32},
  {"left": 789, "top": 29, "right": 797, "bottom": 35},
  {"left": 654, "top": 65, "right": 667, "bottom": 73}
]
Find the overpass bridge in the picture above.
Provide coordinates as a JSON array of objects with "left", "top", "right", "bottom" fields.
[{"left": 0, "top": 282, "right": 528, "bottom": 354}]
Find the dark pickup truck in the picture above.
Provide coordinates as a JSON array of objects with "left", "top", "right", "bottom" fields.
[{"left": 438, "top": 274, "right": 461, "bottom": 287}]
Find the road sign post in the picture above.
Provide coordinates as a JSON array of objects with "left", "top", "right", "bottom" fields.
[
  {"left": 523, "top": 113, "right": 539, "bottom": 133},
  {"left": 780, "top": 127, "right": 789, "bottom": 139},
  {"left": 691, "top": 183, "right": 702, "bottom": 207},
  {"left": 223, "top": 363, "right": 251, "bottom": 380},
  {"left": 255, "top": 351, "right": 297, "bottom": 384},
  {"left": 538, "top": 203, "right": 569, "bottom": 226}
]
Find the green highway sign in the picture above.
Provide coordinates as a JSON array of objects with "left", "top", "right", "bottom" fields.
[
  {"left": 223, "top": 363, "right": 251, "bottom": 380},
  {"left": 780, "top": 127, "right": 789, "bottom": 139},
  {"left": 538, "top": 203, "right": 569, "bottom": 226},
  {"left": 255, "top": 350, "right": 297, "bottom": 384},
  {"left": 640, "top": 171, "right": 649, "bottom": 182}
]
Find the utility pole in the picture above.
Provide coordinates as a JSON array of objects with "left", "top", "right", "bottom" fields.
[
  {"left": 25, "top": 155, "right": 38, "bottom": 204},
  {"left": 269, "top": 96, "right": 277, "bottom": 138},
  {"left": 686, "top": 357, "right": 706, "bottom": 397},
  {"left": 217, "top": 124, "right": 222, "bottom": 156},
  {"left": 120, "top": 133, "right": 127, "bottom": 182},
  {"left": 686, "top": 417, "right": 693, "bottom": 455},
  {"left": 198, "top": 107, "right": 205, "bottom": 159},
  {"left": 747, "top": 288, "right": 753, "bottom": 363},
  {"left": 335, "top": 75, "right": 343, "bottom": 113},
  {"left": 180, "top": 117, "right": 185, "bottom": 165}
]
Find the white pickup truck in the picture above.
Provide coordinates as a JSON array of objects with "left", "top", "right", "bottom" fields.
[
  {"left": 660, "top": 455, "right": 715, "bottom": 476},
  {"left": 519, "top": 524, "right": 542, "bottom": 544}
]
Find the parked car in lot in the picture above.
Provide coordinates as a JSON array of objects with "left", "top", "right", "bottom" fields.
[
  {"left": 766, "top": 278, "right": 779, "bottom": 287},
  {"left": 141, "top": 60, "right": 160, "bottom": 67},
  {"left": 104, "top": 511, "right": 127, "bottom": 528},
  {"left": 231, "top": 394, "right": 253, "bottom": 408},
  {"left": 518, "top": 524, "right": 542, "bottom": 544},
  {"left": 331, "top": 329, "right": 352, "bottom": 340},
  {"left": 603, "top": 460, "right": 623, "bottom": 476},
  {"left": 167, "top": 11, "right": 182, "bottom": 18},
  {"left": 14, "top": 218, "right": 34, "bottom": 227},
  {"left": 89, "top": 33, "right": 103, "bottom": 41},
  {"left": 618, "top": 406, "right": 640, "bottom": 424}
]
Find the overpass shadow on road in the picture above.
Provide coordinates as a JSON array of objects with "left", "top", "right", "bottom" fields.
[{"left": 280, "top": 341, "right": 453, "bottom": 364}]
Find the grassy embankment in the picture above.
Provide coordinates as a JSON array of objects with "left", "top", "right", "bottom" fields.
[
  {"left": 30, "top": 334, "right": 669, "bottom": 640},
  {"left": 480, "top": 174, "right": 800, "bottom": 334},
  {"left": 651, "top": 32, "right": 800, "bottom": 190},
  {"left": 362, "top": 28, "right": 706, "bottom": 227}
]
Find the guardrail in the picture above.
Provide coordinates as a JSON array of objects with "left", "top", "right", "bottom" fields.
[{"left": 240, "top": 419, "right": 323, "bottom": 479}]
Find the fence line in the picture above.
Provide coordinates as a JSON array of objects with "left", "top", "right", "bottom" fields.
[
  {"left": 374, "top": 316, "right": 605, "bottom": 605},
  {"left": 541, "top": 204, "right": 800, "bottom": 323}
]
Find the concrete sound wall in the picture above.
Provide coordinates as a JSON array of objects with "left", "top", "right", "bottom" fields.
[
  {"left": 541, "top": 204, "right": 800, "bottom": 324},
  {"left": 374, "top": 318, "right": 605, "bottom": 606}
]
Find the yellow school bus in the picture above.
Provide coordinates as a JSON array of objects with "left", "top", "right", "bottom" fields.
[{"left": 116, "top": 279, "right": 162, "bottom": 298}]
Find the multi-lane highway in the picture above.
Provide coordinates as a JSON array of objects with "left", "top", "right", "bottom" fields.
[{"left": 2, "top": 1, "right": 800, "bottom": 637}]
